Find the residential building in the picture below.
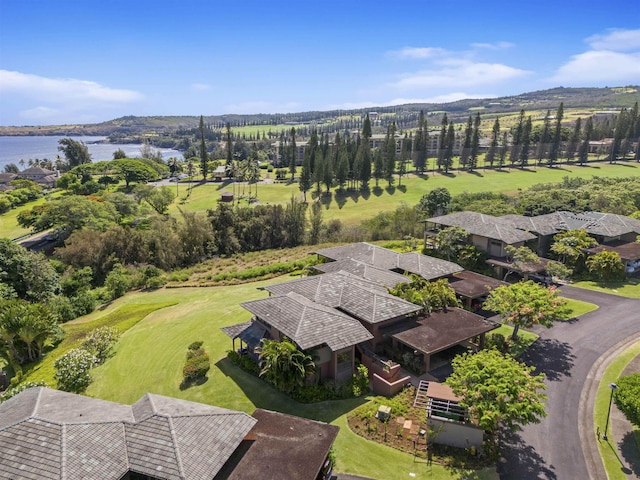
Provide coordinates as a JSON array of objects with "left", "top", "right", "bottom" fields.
[
  {"left": 223, "top": 243, "right": 499, "bottom": 395},
  {"left": 0, "top": 387, "right": 338, "bottom": 480}
]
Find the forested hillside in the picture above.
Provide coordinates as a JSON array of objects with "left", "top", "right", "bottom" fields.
[{"left": 1, "top": 86, "right": 638, "bottom": 138}]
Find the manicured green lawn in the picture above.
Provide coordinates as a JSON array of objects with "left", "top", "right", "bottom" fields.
[
  {"left": 77, "top": 280, "right": 497, "bottom": 479},
  {"left": 0, "top": 197, "right": 48, "bottom": 240},
  {"left": 22, "top": 302, "right": 175, "bottom": 385},
  {"left": 594, "top": 341, "right": 640, "bottom": 480},
  {"left": 564, "top": 298, "right": 599, "bottom": 318},
  {"left": 573, "top": 278, "right": 640, "bottom": 299},
  {"left": 170, "top": 162, "right": 637, "bottom": 225}
]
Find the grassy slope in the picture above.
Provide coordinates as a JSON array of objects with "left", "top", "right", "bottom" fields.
[
  {"left": 22, "top": 303, "right": 175, "bottom": 385},
  {"left": 83, "top": 281, "right": 496, "bottom": 479},
  {"left": 0, "top": 197, "right": 48, "bottom": 240}
]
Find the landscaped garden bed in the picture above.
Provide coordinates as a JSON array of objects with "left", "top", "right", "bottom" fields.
[{"left": 347, "top": 386, "right": 491, "bottom": 470}]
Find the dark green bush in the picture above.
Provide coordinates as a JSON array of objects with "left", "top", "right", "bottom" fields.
[
  {"left": 614, "top": 373, "right": 640, "bottom": 427},
  {"left": 182, "top": 342, "right": 210, "bottom": 384}
]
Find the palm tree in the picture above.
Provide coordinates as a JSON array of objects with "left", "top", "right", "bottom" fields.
[{"left": 257, "top": 338, "right": 316, "bottom": 393}]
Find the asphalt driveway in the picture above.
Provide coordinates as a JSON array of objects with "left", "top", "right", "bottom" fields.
[{"left": 498, "top": 285, "right": 640, "bottom": 479}]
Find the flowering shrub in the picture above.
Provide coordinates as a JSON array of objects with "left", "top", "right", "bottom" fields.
[
  {"left": 54, "top": 348, "right": 97, "bottom": 393},
  {"left": 81, "top": 326, "right": 120, "bottom": 364}
]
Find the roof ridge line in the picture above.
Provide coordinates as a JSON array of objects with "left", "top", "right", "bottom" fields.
[
  {"left": 61, "top": 423, "right": 67, "bottom": 479},
  {"left": 167, "top": 415, "right": 186, "bottom": 478},
  {"left": 33, "top": 386, "right": 44, "bottom": 419},
  {"left": 147, "top": 392, "right": 159, "bottom": 415},
  {"left": 121, "top": 422, "right": 131, "bottom": 474}
]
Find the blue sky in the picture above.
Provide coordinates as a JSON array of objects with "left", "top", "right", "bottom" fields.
[{"left": 1, "top": 0, "right": 639, "bottom": 126}]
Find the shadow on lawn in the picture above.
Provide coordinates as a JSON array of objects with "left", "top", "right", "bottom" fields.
[
  {"left": 497, "top": 429, "right": 557, "bottom": 480},
  {"left": 215, "top": 358, "right": 368, "bottom": 422},
  {"left": 618, "top": 431, "right": 640, "bottom": 477},
  {"left": 519, "top": 338, "right": 575, "bottom": 382}
]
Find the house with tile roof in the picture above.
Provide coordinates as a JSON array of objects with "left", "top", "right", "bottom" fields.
[
  {"left": 18, "top": 166, "right": 58, "bottom": 188},
  {"left": 0, "top": 387, "right": 338, "bottom": 480},
  {"left": 225, "top": 290, "right": 373, "bottom": 383},
  {"left": 313, "top": 242, "right": 464, "bottom": 280},
  {"left": 223, "top": 244, "right": 500, "bottom": 395},
  {"left": 422, "top": 211, "right": 537, "bottom": 258},
  {"left": 262, "top": 270, "right": 421, "bottom": 350},
  {"left": 424, "top": 210, "right": 640, "bottom": 259}
]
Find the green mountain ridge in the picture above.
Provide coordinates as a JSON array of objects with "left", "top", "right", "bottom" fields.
[{"left": 1, "top": 86, "right": 638, "bottom": 137}]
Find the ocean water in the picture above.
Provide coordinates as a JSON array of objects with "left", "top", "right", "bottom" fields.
[{"left": 0, "top": 136, "right": 183, "bottom": 170}]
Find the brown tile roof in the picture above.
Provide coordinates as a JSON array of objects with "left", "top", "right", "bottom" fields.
[
  {"left": 382, "top": 308, "right": 498, "bottom": 355},
  {"left": 241, "top": 291, "right": 373, "bottom": 351},
  {"left": 586, "top": 241, "right": 640, "bottom": 261},
  {"left": 426, "top": 381, "right": 461, "bottom": 402},
  {"left": 448, "top": 271, "right": 509, "bottom": 299},
  {"left": 219, "top": 409, "right": 339, "bottom": 480},
  {"left": 0, "top": 387, "right": 256, "bottom": 480}
]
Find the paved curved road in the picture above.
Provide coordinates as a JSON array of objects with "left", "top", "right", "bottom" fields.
[{"left": 498, "top": 286, "right": 640, "bottom": 479}]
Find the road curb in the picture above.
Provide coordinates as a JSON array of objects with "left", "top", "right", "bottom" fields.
[{"left": 578, "top": 333, "right": 640, "bottom": 480}]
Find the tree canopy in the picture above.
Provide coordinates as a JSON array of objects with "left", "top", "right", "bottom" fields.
[
  {"left": 257, "top": 338, "right": 315, "bottom": 394},
  {"left": 0, "top": 239, "right": 59, "bottom": 302},
  {"left": 614, "top": 374, "right": 640, "bottom": 427},
  {"left": 58, "top": 138, "right": 92, "bottom": 169},
  {"left": 586, "top": 250, "right": 625, "bottom": 281},
  {"left": 389, "top": 276, "right": 459, "bottom": 314},
  {"left": 113, "top": 159, "right": 158, "bottom": 188},
  {"left": 446, "top": 349, "right": 547, "bottom": 435},
  {"left": 483, "top": 280, "right": 571, "bottom": 340}
]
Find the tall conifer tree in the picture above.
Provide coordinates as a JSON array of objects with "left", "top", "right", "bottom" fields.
[
  {"left": 460, "top": 115, "right": 473, "bottom": 169},
  {"left": 289, "top": 127, "right": 297, "bottom": 179},
  {"left": 578, "top": 117, "right": 593, "bottom": 166},
  {"left": 537, "top": 110, "right": 551, "bottom": 165},
  {"left": 485, "top": 117, "right": 500, "bottom": 168},
  {"left": 469, "top": 113, "right": 481, "bottom": 171},
  {"left": 199, "top": 115, "right": 208, "bottom": 180},
  {"left": 520, "top": 116, "right": 532, "bottom": 167},
  {"left": 566, "top": 118, "right": 582, "bottom": 163},
  {"left": 548, "top": 102, "right": 564, "bottom": 166}
]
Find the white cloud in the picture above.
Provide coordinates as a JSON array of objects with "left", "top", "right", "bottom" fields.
[
  {"left": 471, "top": 41, "right": 514, "bottom": 50},
  {"left": 550, "top": 50, "right": 640, "bottom": 84},
  {"left": 388, "top": 92, "right": 489, "bottom": 104},
  {"left": 328, "top": 92, "right": 489, "bottom": 110},
  {"left": 391, "top": 61, "right": 530, "bottom": 90},
  {"left": 222, "top": 100, "right": 300, "bottom": 114},
  {"left": 191, "top": 83, "right": 211, "bottom": 91},
  {"left": 0, "top": 70, "right": 143, "bottom": 104},
  {"left": 586, "top": 29, "right": 640, "bottom": 52},
  {"left": 19, "top": 106, "right": 60, "bottom": 121},
  {"left": 388, "top": 47, "right": 448, "bottom": 59}
]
